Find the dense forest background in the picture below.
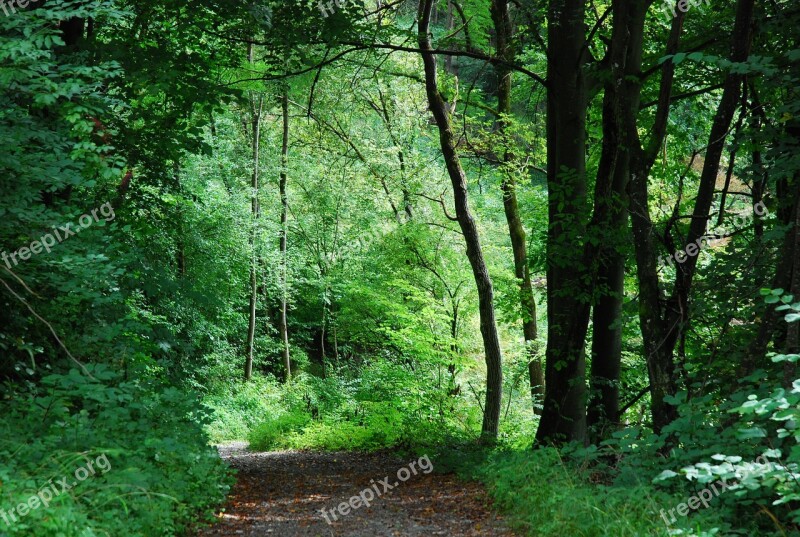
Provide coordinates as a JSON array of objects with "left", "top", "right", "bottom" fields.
[{"left": 0, "top": 0, "right": 798, "bottom": 535}]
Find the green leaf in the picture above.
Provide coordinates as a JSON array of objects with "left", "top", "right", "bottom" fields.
[{"left": 737, "top": 427, "right": 767, "bottom": 439}]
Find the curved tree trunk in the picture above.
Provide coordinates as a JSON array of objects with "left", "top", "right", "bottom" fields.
[
  {"left": 417, "top": 0, "right": 504, "bottom": 442},
  {"left": 626, "top": 0, "right": 755, "bottom": 433}
]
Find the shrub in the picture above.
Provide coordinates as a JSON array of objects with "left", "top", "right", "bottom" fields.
[
  {"left": 203, "top": 375, "right": 286, "bottom": 442},
  {"left": 248, "top": 410, "right": 312, "bottom": 451},
  {"left": 437, "top": 447, "right": 729, "bottom": 537},
  {"left": 0, "top": 365, "right": 232, "bottom": 537}
]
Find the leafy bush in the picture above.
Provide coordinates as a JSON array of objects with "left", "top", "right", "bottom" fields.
[
  {"left": 203, "top": 376, "right": 286, "bottom": 443},
  {"left": 0, "top": 365, "right": 232, "bottom": 537},
  {"left": 435, "top": 446, "right": 728, "bottom": 537},
  {"left": 248, "top": 410, "right": 312, "bottom": 451},
  {"left": 645, "top": 293, "right": 800, "bottom": 534},
  {"left": 235, "top": 361, "right": 483, "bottom": 453}
]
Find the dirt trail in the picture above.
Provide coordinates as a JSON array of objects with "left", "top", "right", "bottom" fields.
[{"left": 198, "top": 443, "right": 517, "bottom": 537}]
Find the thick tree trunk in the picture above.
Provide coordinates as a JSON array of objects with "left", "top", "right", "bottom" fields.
[
  {"left": 279, "top": 88, "right": 291, "bottom": 383},
  {"left": 625, "top": 2, "right": 682, "bottom": 434},
  {"left": 535, "top": 0, "right": 590, "bottom": 445},
  {"left": 418, "top": 0, "right": 504, "bottom": 442},
  {"left": 490, "top": 0, "right": 544, "bottom": 413},
  {"left": 589, "top": 256, "right": 625, "bottom": 438},
  {"left": 587, "top": 0, "right": 642, "bottom": 440}
]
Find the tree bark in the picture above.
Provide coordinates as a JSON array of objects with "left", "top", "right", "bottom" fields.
[
  {"left": 625, "top": 1, "right": 683, "bottom": 435},
  {"left": 627, "top": 0, "right": 755, "bottom": 433},
  {"left": 535, "top": 0, "right": 590, "bottom": 445},
  {"left": 279, "top": 88, "right": 291, "bottom": 383},
  {"left": 587, "top": 0, "right": 642, "bottom": 441},
  {"left": 244, "top": 42, "right": 263, "bottom": 381},
  {"left": 589, "top": 256, "right": 625, "bottom": 438},
  {"left": 418, "top": 0, "right": 504, "bottom": 442},
  {"left": 490, "top": 0, "right": 543, "bottom": 413}
]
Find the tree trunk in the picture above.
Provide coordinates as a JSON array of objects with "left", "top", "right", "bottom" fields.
[
  {"left": 626, "top": 0, "right": 755, "bottom": 433},
  {"left": 625, "top": 1, "right": 682, "bottom": 435},
  {"left": 279, "top": 88, "right": 291, "bottom": 383},
  {"left": 244, "top": 43, "right": 263, "bottom": 381},
  {"left": 586, "top": 0, "right": 642, "bottom": 441},
  {"left": 535, "top": 0, "right": 590, "bottom": 445},
  {"left": 490, "top": 0, "right": 543, "bottom": 414},
  {"left": 175, "top": 163, "right": 187, "bottom": 278},
  {"left": 418, "top": 0, "right": 504, "bottom": 443}
]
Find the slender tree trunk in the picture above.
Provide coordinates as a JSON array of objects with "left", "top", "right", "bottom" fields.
[
  {"left": 319, "top": 266, "right": 329, "bottom": 364},
  {"left": 244, "top": 41, "right": 263, "bottom": 381},
  {"left": 750, "top": 84, "right": 768, "bottom": 239},
  {"left": 490, "top": 0, "right": 543, "bottom": 413},
  {"left": 663, "top": 0, "right": 754, "bottom": 430},
  {"left": 279, "top": 88, "right": 291, "bottom": 383},
  {"left": 333, "top": 308, "right": 340, "bottom": 364},
  {"left": 535, "top": 0, "right": 590, "bottom": 445},
  {"left": 244, "top": 92, "right": 264, "bottom": 381},
  {"left": 418, "top": 0, "right": 504, "bottom": 442}
]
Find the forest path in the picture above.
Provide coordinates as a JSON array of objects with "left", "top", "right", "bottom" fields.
[{"left": 197, "top": 442, "right": 517, "bottom": 537}]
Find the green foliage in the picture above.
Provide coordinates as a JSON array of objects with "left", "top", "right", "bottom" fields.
[
  {"left": 203, "top": 376, "right": 286, "bottom": 443},
  {"left": 249, "top": 411, "right": 313, "bottom": 451},
  {"left": 639, "top": 293, "right": 800, "bottom": 533},
  {"left": 228, "top": 360, "right": 485, "bottom": 452},
  {"left": 0, "top": 365, "right": 232, "bottom": 537},
  {"left": 434, "top": 446, "right": 719, "bottom": 537}
]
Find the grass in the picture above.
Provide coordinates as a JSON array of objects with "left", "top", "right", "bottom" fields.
[{"left": 432, "top": 445, "right": 729, "bottom": 537}]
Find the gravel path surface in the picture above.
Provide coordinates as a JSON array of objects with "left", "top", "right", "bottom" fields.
[{"left": 197, "top": 443, "right": 517, "bottom": 537}]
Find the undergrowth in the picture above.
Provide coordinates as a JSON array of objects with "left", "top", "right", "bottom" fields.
[{"left": 0, "top": 365, "right": 232, "bottom": 537}]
